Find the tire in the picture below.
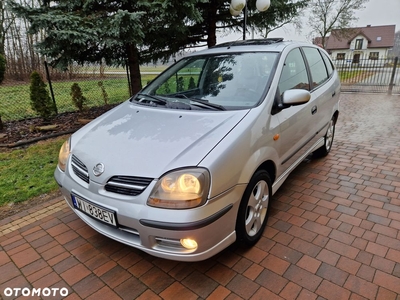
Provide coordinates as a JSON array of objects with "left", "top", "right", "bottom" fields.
[
  {"left": 314, "top": 117, "right": 336, "bottom": 158},
  {"left": 236, "top": 170, "right": 272, "bottom": 246}
]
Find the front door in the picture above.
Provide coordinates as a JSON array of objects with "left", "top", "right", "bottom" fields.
[
  {"left": 276, "top": 48, "right": 313, "bottom": 174},
  {"left": 353, "top": 53, "right": 360, "bottom": 64}
]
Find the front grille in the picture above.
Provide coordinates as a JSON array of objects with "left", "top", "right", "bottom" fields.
[
  {"left": 71, "top": 155, "right": 89, "bottom": 183},
  {"left": 105, "top": 176, "right": 153, "bottom": 196}
]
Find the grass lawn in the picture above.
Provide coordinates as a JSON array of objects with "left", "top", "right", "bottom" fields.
[
  {"left": 338, "top": 70, "right": 374, "bottom": 82},
  {"left": 0, "top": 136, "right": 67, "bottom": 206}
]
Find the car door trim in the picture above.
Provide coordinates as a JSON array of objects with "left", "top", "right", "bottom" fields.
[{"left": 281, "top": 121, "right": 329, "bottom": 165}]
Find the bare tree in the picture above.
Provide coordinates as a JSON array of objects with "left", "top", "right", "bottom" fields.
[
  {"left": 1, "top": 0, "right": 46, "bottom": 81},
  {"left": 389, "top": 31, "right": 400, "bottom": 58},
  {"left": 308, "top": 0, "right": 369, "bottom": 47}
]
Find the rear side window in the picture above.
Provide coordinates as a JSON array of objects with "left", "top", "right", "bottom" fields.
[
  {"left": 278, "top": 48, "right": 310, "bottom": 94},
  {"left": 302, "top": 47, "right": 329, "bottom": 88}
]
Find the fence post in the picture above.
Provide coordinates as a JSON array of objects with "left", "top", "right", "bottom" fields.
[
  {"left": 44, "top": 61, "right": 58, "bottom": 114},
  {"left": 126, "top": 61, "right": 132, "bottom": 97},
  {"left": 388, "top": 57, "right": 398, "bottom": 95}
]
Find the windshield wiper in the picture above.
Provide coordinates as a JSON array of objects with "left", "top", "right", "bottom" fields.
[
  {"left": 134, "top": 93, "right": 168, "bottom": 105},
  {"left": 172, "top": 94, "right": 226, "bottom": 111}
]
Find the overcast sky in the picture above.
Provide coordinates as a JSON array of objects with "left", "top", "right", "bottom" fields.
[{"left": 220, "top": 0, "right": 400, "bottom": 43}]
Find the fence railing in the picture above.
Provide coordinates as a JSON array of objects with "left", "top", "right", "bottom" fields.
[{"left": 332, "top": 57, "right": 399, "bottom": 94}]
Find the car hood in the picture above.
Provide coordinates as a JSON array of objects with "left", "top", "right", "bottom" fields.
[{"left": 70, "top": 101, "right": 249, "bottom": 182}]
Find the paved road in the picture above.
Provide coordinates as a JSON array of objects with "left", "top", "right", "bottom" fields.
[{"left": 1, "top": 93, "right": 400, "bottom": 299}]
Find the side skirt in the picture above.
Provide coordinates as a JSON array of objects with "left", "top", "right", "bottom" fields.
[{"left": 272, "top": 136, "right": 325, "bottom": 195}]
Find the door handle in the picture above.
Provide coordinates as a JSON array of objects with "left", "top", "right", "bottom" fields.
[
  {"left": 311, "top": 106, "right": 317, "bottom": 115},
  {"left": 332, "top": 91, "right": 336, "bottom": 97}
]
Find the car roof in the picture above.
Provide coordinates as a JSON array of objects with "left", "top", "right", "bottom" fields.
[{"left": 189, "top": 38, "right": 315, "bottom": 56}]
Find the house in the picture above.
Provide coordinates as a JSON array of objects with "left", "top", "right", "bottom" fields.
[{"left": 323, "top": 25, "right": 396, "bottom": 65}]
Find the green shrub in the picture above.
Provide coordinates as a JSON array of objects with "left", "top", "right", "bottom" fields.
[
  {"left": 29, "top": 71, "right": 56, "bottom": 121},
  {"left": 70, "top": 83, "right": 87, "bottom": 112},
  {"left": 177, "top": 76, "right": 184, "bottom": 92},
  {"left": 0, "top": 54, "right": 6, "bottom": 84},
  {"left": 98, "top": 81, "right": 109, "bottom": 105},
  {"left": 188, "top": 77, "right": 196, "bottom": 89}
]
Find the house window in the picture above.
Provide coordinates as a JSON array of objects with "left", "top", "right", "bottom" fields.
[
  {"left": 337, "top": 53, "right": 346, "bottom": 60},
  {"left": 369, "top": 52, "right": 379, "bottom": 60},
  {"left": 355, "top": 39, "right": 363, "bottom": 50}
]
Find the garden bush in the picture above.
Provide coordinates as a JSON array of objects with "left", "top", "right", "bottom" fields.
[
  {"left": 70, "top": 83, "right": 87, "bottom": 112},
  {"left": 29, "top": 71, "right": 56, "bottom": 121}
]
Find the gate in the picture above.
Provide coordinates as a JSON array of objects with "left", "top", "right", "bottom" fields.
[{"left": 332, "top": 57, "right": 400, "bottom": 94}]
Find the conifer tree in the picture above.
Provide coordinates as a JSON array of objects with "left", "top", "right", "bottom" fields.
[
  {"left": 70, "top": 83, "right": 87, "bottom": 112},
  {"left": 10, "top": 0, "right": 309, "bottom": 95},
  {"left": 29, "top": 71, "right": 56, "bottom": 121}
]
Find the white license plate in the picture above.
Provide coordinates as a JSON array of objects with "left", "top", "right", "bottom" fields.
[{"left": 71, "top": 194, "right": 117, "bottom": 227}]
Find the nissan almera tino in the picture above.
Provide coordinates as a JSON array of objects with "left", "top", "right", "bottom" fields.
[{"left": 55, "top": 39, "right": 340, "bottom": 261}]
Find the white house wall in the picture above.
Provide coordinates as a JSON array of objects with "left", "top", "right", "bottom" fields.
[{"left": 330, "top": 48, "right": 389, "bottom": 67}]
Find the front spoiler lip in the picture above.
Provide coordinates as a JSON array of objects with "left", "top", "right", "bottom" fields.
[{"left": 139, "top": 204, "right": 233, "bottom": 231}]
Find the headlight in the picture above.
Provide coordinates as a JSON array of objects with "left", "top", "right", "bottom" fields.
[
  {"left": 148, "top": 168, "right": 210, "bottom": 209},
  {"left": 58, "top": 138, "right": 71, "bottom": 172}
]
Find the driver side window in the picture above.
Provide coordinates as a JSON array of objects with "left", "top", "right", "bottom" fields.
[{"left": 278, "top": 48, "right": 310, "bottom": 95}]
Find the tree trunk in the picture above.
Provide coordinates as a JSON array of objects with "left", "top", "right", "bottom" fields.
[
  {"left": 0, "top": 0, "right": 5, "bottom": 56},
  {"left": 126, "top": 43, "right": 142, "bottom": 95},
  {"left": 206, "top": 0, "right": 218, "bottom": 47}
]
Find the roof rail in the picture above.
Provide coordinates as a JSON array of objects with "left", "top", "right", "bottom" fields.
[{"left": 213, "top": 38, "right": 284, "bottom": 48}]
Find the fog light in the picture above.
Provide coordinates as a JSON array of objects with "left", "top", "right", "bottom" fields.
[{"left": 180, "top": 238, "right": 198, "bottom": 250}]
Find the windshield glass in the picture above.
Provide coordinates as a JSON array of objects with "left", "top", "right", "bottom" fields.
[{"left": 140, "top": 52, "right": 278, "bottom": 110}]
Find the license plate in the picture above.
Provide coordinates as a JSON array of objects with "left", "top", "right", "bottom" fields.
[{"left": 71, "top": 194, "right": 117, "bottom": 227}]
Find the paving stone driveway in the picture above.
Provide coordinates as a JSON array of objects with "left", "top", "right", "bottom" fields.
[{"left": 1, "top": 93, "right": 400, "bottom": 300}]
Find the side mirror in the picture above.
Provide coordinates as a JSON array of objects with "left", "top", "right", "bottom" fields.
[{"left": 281, "top": 89, "right": 311, "bottom": 107}]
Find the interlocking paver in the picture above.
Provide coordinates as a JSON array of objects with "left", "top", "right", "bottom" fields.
[
  {"left": 1, "top": 94, "right": 400, "bottom": 299},
  {"left": 183, "top": 271, "right": 219, "bottom": 298},
  {"left": 206, "top": 263, "right": 236, "bottom": 285},
  {"left": 260, "top": 254, "right": 291, "bottom": 275},
  {"left": 158, "top": 281, "right": 197, "bottom": 300}
]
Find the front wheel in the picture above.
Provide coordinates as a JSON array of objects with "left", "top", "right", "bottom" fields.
[
  {"left": 314, "top": 117, "right": 336, "bottom": 157},
  {"left": 236, "top": 170, "right": 272, "bottom": 246}
]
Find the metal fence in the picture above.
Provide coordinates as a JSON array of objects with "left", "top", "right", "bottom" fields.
[
  {"left": 332, "top": 57, "right": 400, "bottom": 94},
  {"left": 0, "top": 63, "right": 159, "bottom": 122}
]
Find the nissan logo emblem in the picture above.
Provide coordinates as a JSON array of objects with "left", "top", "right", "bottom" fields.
[{"left": 93, "top": 163, "right": 105, "bottom": 176}]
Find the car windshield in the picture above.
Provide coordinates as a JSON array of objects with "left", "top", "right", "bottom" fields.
[{"left": 139, "top": 52, "right": 278, "bottom": 111}]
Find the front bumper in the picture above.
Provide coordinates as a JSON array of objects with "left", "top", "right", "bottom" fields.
[{"left": 54, "top": 167, "right": 246, "bottom": 261}]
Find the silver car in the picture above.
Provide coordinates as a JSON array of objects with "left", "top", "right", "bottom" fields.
[{"left": 55, "top": 39, "right": 340, "bottom": 261}]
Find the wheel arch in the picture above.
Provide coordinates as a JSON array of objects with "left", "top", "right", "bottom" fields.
[
  {"left": 333, "top": 110, "right": 339, "bottom": 124},
  {"left": 255, "top": 160, "right": 276, "bottom": 186}
]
